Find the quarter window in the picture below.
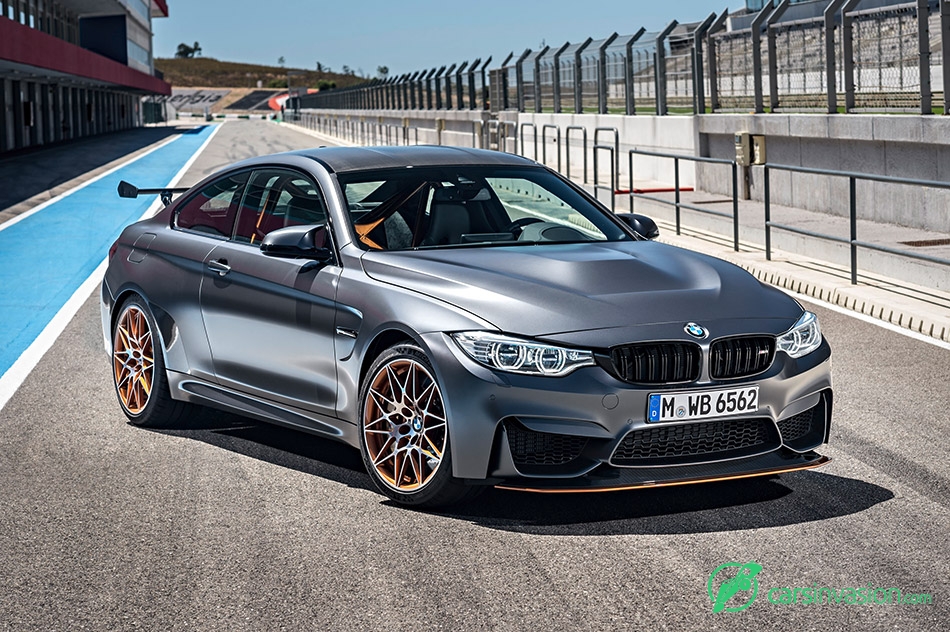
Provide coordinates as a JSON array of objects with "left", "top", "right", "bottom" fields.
[
  {"left": 175, "top": 172, "right": 249, "bottom": 237},
  {"left": 233, "top": 169, "right": 328, "bottom": 244}
]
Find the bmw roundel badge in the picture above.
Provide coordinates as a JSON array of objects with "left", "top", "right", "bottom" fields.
[{"left": 685, "top": 322, "right": 708, "bottom": 339}]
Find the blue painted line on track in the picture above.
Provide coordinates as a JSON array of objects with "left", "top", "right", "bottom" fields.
[{"left": 0, "top": 125, "right": 217, "bottom": 378}]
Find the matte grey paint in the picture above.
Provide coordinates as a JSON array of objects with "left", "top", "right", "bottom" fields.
[{"left": 102, "top": 146, "right": 832, "bottom": 485}]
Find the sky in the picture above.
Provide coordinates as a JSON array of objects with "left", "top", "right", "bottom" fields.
[{"left": 153, "top": 0, "right": 738, "bottom": 77}]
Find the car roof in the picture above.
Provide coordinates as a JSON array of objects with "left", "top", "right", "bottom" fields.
[{"left": 236, "top": 145, "right": 539, "bottom": 174}]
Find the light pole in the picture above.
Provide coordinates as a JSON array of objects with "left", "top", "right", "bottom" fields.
[{"left": 287, "top": 69, "right": 305, "bottom": 120}]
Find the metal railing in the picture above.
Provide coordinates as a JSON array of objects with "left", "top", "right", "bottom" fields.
[
  {"left": 628, "top": 150, "right": 741, "bottom": 252},
  {"left": 763, "top": 163, "right": 950, "bottom": 284},
  {"left": 286, "top": 114, "right": 949, "bottom": 284}
]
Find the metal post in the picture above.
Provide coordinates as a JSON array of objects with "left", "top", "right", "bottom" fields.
[
  {"left": 764, "top": 165, "right": 772, "bottom": 260},
  {"left": 693, "top": 13, "right": 718, "bottom": 114},
  {"left": 408, "top": 71, "right": 419, "bottom": 109},
  {"left": 842, "top": 0, "right": 861, "bottom": 112},
  {"left": 848, "top": 173, "right": 864, "bottom": 285},
  {"left": 433, "top": 66, "right": 447, "bottom": 110},
  {"left": 534, "top": 45, "right": 549, "bottom": 113},
  {"left": 942, "top": 2, "right": 950, "bottom": 114},
  {"left": 515, "top": 49, "right": 531, "bottom": 112},
  {"left": 466, "top": 58, "right": 481, "bottom": 110},
  {"left": 768, "top": 0, "right": 791, "bottom": 112},
  {"left": 674, "top": 157, "right": 681, "bottom": 234},
  {"left": 499, "top": 52, "right": 514, "bottom": 110},
  {"left": 918, "top": 0, "right": 932, "bottom": 114},
  {"left": 574, "top": 38, "right": 593, "bottom": 113},
  {"left": 825, "top": 0, "right": 848, "bottom": 113},
  {"left": 598, "top": 33, "right": 619, "bottom": 114},
  {"left": 455, "top": 61, "right": 468, "bottom": 110},
  {"left": 542, "top": 124, "right": 561, "bottom": 171},
  {"left": 624, "top": 28, "right": 646, "bottom": 115},
  {"left": 565, "top": 126, "right": 588, "bottom": 183},
  {"left": 426, "top": 68, "right": 438, "bottom": 109},
  {"left": 706, "top": 12, "right": 728, "bottom": 113},
  {"left": 655, "top": 20, "right": 678, "bottom": 116},
  {"left": 479, "top": 56, "right": 491, "bottom": 110},
  {"left": 552, "top": 42, "right": 570, "bottom": 114},
  {"left": 751, "top": 3, "right": 771, "bottom": 113},
  {"left": 443, "top": 63, "right": 456, "bottom": 109},
  {"left": 731, "top": 162, "right": 740, "bottom": 251}
]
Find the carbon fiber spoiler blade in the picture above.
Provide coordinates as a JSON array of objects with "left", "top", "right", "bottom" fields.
[{"left": 117, "top": 180, "right": 190, "bottom": 206}]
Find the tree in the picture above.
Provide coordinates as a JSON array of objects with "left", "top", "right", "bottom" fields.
[
  {"left": 175, "top": 42, "right": 194, "bottom": 58},
  {"left": 316, "top": 61, "right": 324, "bottom": 72},
  {"left": 341, "top": 65, "right": 351, "bottom": 75},
  {"left": 377, "top": 65, "right": 389, "bottom": 79},
  {"left": 278, "top": 56, "right": 285, "bottom": 67},
  {"left": 192, "top": 41, "right": 202, "bottom": 57},
  {"left": 315, "top": 79, "right": 336, "bottom": 91}
]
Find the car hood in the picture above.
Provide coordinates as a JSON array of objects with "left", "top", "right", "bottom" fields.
[{"left": 360, "top": 241, "right": 802, "bottom": 341}]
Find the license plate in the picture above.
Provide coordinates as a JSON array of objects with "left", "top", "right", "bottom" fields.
[{"left": 647, "top": 386, "right": 758, "bottom": 423}]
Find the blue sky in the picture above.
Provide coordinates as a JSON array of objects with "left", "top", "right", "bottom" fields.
[{"left": 153, "top": 0, "right": 737, "bottom": 76}]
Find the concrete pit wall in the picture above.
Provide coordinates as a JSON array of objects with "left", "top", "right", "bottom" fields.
[{"left": 698, "top": 114, "right": 950, "bottom": 234}]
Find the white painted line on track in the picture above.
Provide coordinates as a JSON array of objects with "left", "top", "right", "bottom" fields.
[
  {"left": 787, "top": 290, "right": 950, "bottom": 351},
  {"left": 0, "top": 135, "right": 180, "bottom": 234},
  {"left": 0, "top": 124, "right": 224, "bottom": 413}
]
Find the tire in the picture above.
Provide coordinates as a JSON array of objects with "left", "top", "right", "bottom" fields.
[
  {"left": 111, "top": 295, "right": 196, "bottom": 428},
  {"left": 358, "top": 343, "right": 482, "bottom": 508}
]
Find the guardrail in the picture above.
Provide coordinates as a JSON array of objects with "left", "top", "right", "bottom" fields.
[
  {"left": 287, "top": 114, "right": 950, "bottom": 285},
  {"left": 592, "top": 128, "right": 619, "bottom": 210},
  {"left": 628, "top": 149, "right": 740, "bottom": 252},
  {"left": 763, "top": 163, "right": 950, "bottom": 284}
]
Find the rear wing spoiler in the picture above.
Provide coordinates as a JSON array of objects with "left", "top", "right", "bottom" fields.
[{"left": 117, "top": 180, "right": 190, "bottom": 206}]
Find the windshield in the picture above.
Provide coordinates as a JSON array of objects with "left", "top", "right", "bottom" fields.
[{"left": 338, "top": 166, "right": 630, "bottom": 250}]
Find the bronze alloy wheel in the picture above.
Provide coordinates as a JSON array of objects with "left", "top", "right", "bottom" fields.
[
  {"left": 362, "top": 357, "right": 448, "bottom": 492},
  {"left": 113, "top": 305, "right": 154, "bottom": 415}
]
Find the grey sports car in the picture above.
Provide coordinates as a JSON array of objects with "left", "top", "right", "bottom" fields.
[{"left": 103, "top": 146, "right": 832, "bottom": 508}]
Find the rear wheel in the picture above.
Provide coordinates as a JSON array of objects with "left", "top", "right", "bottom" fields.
[
  {"left": 111, "top": 296, "right": 194, "bottom": 427},
  {"left": 359, "top": 344, "right": 481, "bottom": 508}
]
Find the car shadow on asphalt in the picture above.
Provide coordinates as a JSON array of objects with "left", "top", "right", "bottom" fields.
[
  {"left": 147, "top": 412, "right": 375, "bottom": 493},
  {"left": 435, "top": 472, "right": 894, "bottom": 536},
  {"left": 148, "top": 415, "right": 893, "bottom": 535}
]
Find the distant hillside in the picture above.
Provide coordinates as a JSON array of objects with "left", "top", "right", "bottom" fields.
[{"left": 155, "top": 57, "right": 367, "bottom": 90}]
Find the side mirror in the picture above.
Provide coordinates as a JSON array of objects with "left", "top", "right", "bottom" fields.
[
  {"left": 261, "top": 224, "right": 333, "bottom": 262},
  {"left": 616, "top": 213, "right": 660, "bottom": 240}
]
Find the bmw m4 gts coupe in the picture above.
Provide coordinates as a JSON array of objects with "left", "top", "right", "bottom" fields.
[{"left": 103, "top": 146, "right": 832, "bottom": 508}]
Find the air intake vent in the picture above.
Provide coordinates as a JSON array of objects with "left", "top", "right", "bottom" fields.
[
  {"left": 710, "top": 336, "right": 775, "bottom": 380},
  {"left": 506, "top": 421, "right": 588, "bottom": 467},
  {"left": 608, "top": 342, "right": 701, "bottom": 384},
  {"left": 611, "top": 418, "right": 780, "bottom": 467}
]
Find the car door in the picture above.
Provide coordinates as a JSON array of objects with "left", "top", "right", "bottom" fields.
[
  {"left": 143, "top": 169, "right": 250, "bottom": 381},
  {"left": 199, "top": 168, "right": 343, "bottom": 416}
]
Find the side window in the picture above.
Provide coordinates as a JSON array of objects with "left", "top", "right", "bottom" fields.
[
  {"left": 233, "top": 169, "right": 328, "bottom": 245},
  {"left": 174, "top": 171, "right": 249, "bottom": 237}
]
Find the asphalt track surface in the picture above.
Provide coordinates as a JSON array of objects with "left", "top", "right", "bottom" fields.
[{"left": 1, "top": 121, "right": 948, "bottom": 631}]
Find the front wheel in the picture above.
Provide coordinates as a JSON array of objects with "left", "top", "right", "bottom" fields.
[
  {"left": 111, "top": 295, "right": 195, "bottom": 428},
  {"left": 358, "top": 343, "right": 480, "bottom": 508}
]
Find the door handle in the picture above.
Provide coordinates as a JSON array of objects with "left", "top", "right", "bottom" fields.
[{"left": 207, "top": 259, "right": 231, "bottom": 276}]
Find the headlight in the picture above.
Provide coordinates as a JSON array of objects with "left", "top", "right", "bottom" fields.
[
  {"left": 777, "top": 311, "right": 822, "bottom": 358},
  {"left": 450, "top": 332, "right": 595, "bottom": 377}
]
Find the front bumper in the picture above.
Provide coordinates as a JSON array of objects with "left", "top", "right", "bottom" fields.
[{"left": 420, "top": 332, "right": 833, "bottom": 489}]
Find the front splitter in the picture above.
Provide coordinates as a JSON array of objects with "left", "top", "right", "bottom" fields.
[{"left": 495, "top": 451, "right": 831, "bottom": 494}]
